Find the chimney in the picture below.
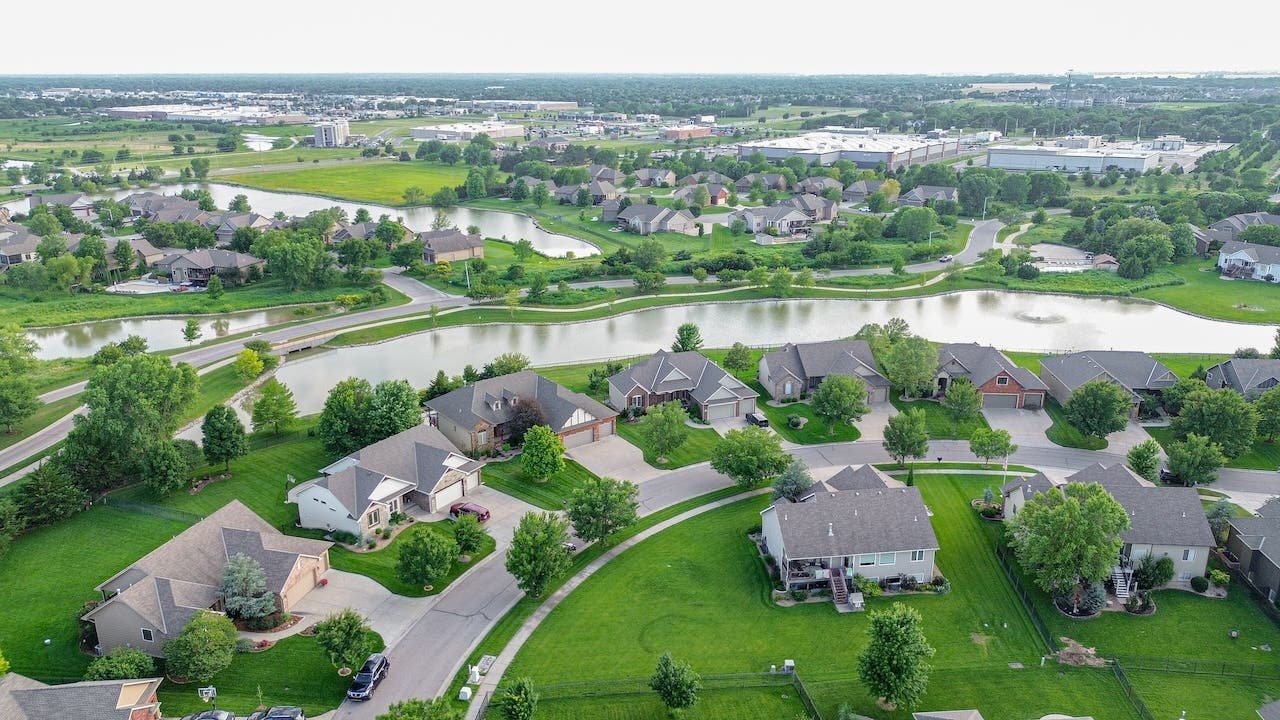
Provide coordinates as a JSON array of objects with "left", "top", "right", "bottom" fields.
[{"left": 827, "top": 523, "right": 834, "bottom": 537}]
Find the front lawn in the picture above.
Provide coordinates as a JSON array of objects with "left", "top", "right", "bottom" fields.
[
  {"left": 523, "top": 683, "right": 808, "bottom": 720},
  {"left": 755, "top": 398, "right": 862, "bottom": 444},
  {"left": 1043, "top": 399, "right": 1107, "bottom": 450},
  {"left": 329, "top": 521, "right": 495, "bottom": 597},
  {"left": 480, "top": 458, "right": 599, "bottom": 510},
  {"left": 1146, "top": 425, "right": 1280, "bottom": 471},
  {"left": 615, "top": 420, "right": 719, "bottom": 469},
  {"left": 890, "top": 394, "right": 988, "bottom": 440}
]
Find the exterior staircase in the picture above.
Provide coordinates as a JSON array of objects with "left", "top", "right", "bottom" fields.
[
  {"left": 830, "top": 572, "right": 849, "bottom": 606},
  {"left": 1112, "top": 565, "right": 1130, "bottom": 601}
]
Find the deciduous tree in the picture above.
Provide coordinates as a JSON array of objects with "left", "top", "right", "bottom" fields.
[
  {"left": 141, "top": 439, "right": 195, "bottom": 497},
  {"left": 857, "top": 603, "right": 935, "bottom": 710},
  {"left": 0, "top": 377, "right": 38, "bottom": 434},
  {"left": 1064, "top": 379, "right": 1131, "bottom": 439},
  {"left": 882, "top": 408, "right": 929, "bottom": 466},
  {"left": 941, "top": 377, "right": 982, "bottom": 429},
  {"left": 1171, "top": 387, "right": 1258, "bottom": 458},
  {"left": 201, "top": 405, "right": 247, "bottom": 471},
  {"left": 809, "top": 375, "right": 869, "bottom": 434},
  {"left": 396, "top": 530, "right": 457, "bottom": 588},
  {"left": 968, "top": 427, "right": 1016, "bottom": 467},
  {"left": 567, "top": 476, "right": 639, "bottom": 545},
  {"left": 163, "top": 611, "right": 237, "bottom": 682},
  {"left": 521, "top": 425, "right": 565, "bottom": 481},
  {"left": 251, "top": 378, "right": 298, "bottom": 435},
  {"left": 1166, "top": 433, "right": 1226, "bottom": 486},
  {"left": 722, "top": 342, "right": 752, "bottom": 371},
  {"left": 640, "top": 401, "right": 690, "bottom": 463},
  {"left": 233, "top": 348, "right": 264, "bottom": 380},
  {"left": 313, "top": 608, "right": 374, "bottom": 671},
  {"left": 709, "top": 426, "right": 789, "bottom": 487},
  {"left": 1256, "top": 386, "right": 1280, "bottom": 442},
  {"left": 452, "top": 513, "right": 488, "bottom": 558},
  {"left": 671, "top": 323, "right": 704, "bottom": 353},
  {"left": 505, "top": 511, "right": 572, "bottom": 597},
  {"left": 882, "top": 336, "right": 937, "bottom": 399},
  {"left": 376, "top": 698, "right": 462, "bottom": 720},
  {"left": 84, "top": 647, "right": 156, "bottom": 681},
  {"left": 318, "top": 377, "right": 375, "bottom": 455},
  {"left": 649, "top": 652, "right": 701, "bottom": 714},
  {"left": 771, "top": 458, "right": 813, "bottom": 502},
  {"left": 1126, "top": 439, "right": 1162, "bottom": 482},
  {"left": 369, "top": 379, "right": 423, "bottom": 441}
]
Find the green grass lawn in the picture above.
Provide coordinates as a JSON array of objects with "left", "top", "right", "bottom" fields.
[
  {"left": 1043, "top": 399, "right": 1107, "bottom": 450},
  {"left": 756, "top": 398, "right": 862, "bottom": 444},
  {"left": 1150, "top": 352, "right": 1228, "bottom": 381},
  {"left": 329, "top": 520, "right": 496, "bottom": 597},
  {"left": 1125, "top": 670, "right": 1280, "bottom": 720},
  {"left": 1139, "top": 260, "right": 1280, "bottom": 324},
  {"left": 615, "top": 420, "right": 719, "bottom": 469},
  {"left": 1145, "top": 425, "right": 1280, "bottom": 471},
  {"left": 1014, "top": 216, "right": 1078, "bottom": 247},
  {"left": 890, "top": 394, "right": 988, "bottom": 440},
  {"left": 223, "top": 160, "right": 472, "bottom": 206},
  {"left": 527, "top": 683, "right": 807, "bottom": 720},
  {"left": 479, "top": 458, "right": 599, "bottom": 510},
  {"left": 29, "top": 357, "right": 94, "bottom": 394}
]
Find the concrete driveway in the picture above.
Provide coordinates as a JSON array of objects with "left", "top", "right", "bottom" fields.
[
  {"left": 451, "top": 484, "right": 543, "bottom": 546},
  {"left": 290, "top": 570, "right": 424, "bottom": 647},
  {"left": 566, "top": 434, "right": 663, "bottom": 484},
  {"left": 855, "top": 402, "right": 898, "bottom": 443},
  {"left": 983, "top": 408, "right": 1054, "bottom": 448},
  {"left": 1105, "top": 421, "right": 1156, "bottom": 455}
]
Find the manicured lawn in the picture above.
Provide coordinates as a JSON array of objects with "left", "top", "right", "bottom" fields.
[
  {"left": 1150, "top": 352, "right": 1228, "bottom": 382},
  {"left": 329, "top": 520, "right": 496, "bottom": 597},
  {"left": 223, "top": 160, "right": 472, "bottom": 206},
  {"left": 875, "top": 461, "right": 1038, "bottom": 474},
  {"left": 1139, "top": 259, "right": 1280, "bottom": 324},
  {"left": 1013, "top": 216, "right": 1078, "bottom": 246},
  {"left": 527, "top": 684, "right": 807, "bottom": 720},
  {"left": 0, "top": 393, "right": 81, "bottom": 452},
  {"left": 615, "top": 419, "right": 719, "bottom": 469},
  {"left": 0, "top": 506, "right": 190, "bottom": 680},
  {"left": 890, "top": 394, "right": 988, "bottom": 440},
  {"left": 755, "top": 398, "right": 861, "bottom": 444},
  {"left": 1044, "top": 399, "right": 1107, "bottom": 450},
  {"left": 1146, "top": 425, "right": 1280, "bottom": 471},
  {"left": 156, "top": 632, "right": 384, "bottom": 717},
  {"left": 480, "top": 458, "right": 599, "bottom": 510},
  {"left": 1125, "top": 670, "right": 1280, "bottom": 720}
]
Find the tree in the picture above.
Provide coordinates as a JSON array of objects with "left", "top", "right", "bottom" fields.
[
  {"left": 1166, "top": 433, "right": 1226, "bottom": 486},
  {"left": 182, "top": 318, "right": 201, "bottom": 344},
  {"left": 649, "top": 652, "right": 701, "bottom": 714},
  {"left": 958, "top": 173, "right": 1001, "bottom": 216},
  {"left": 397, "top": 530, "right": 457, "bottom": 588},
  {"left": 201, "top": 406, "right": 247, "bottom": 471},
  {"left": 494, "top": 677, "right": 539, "bottom": 720},
  {"left": 857, "top": 603, "right": 935, "bottom": 710},
  {"left": 0, "top": 377, "right": 38, "bottom": 434},
  {"left": 370, "top": 379, "right": 423, "bottom": 441},
  {"left": 709, "top": 426, "right": 789, "bottom": 487},
  {"left": 1007, "top": 482, "right": 1129, "bottom": 610},
  {"left": 1171, "top": 387, "right": 1258, "bottom": 459},
  {"left": 318, "top": 378, "right": 375, "bottom": 455},
  {"left": 251, "top": 378, "right": 298, "bottom": 435},
  {"left": 567, "top": 476, "right": 639, "bottom": 545},
  {"left": 772, "top": 458, "right": 813, "bottom": 502},
  {"left": 112, "top": 239, "right": 135, "bottom": 277},
  {"left": 633, "top": 271, "right": 666, "bottom": 294},
  {"left": 1064, "top": 379, "right": 1131, "bottom": 439},
  {"left": 671, "top": 323, "right": 704, "bottom": 352},
  {"left": 633, "top": 238, "right": 665, "bottom": 271},
  {"left": 1162, "top": 378, "right": 1206, "bottom": 416},
  {"left": 521, "top": 425, "right": 565, "bottom": 480},
  {"left": 968, "top": 428, "right": 1016, "bottom": 468},
  {"left": 390, "top": 240, "right": 425, "bottom": 268},
  {"left": 510, "top": 179, "right": 530, "bottom": 203},
  {"left": 313, "top": 608, "right": 374, "bottom": 671},
  {"left": 722, "top": 342, "right": 752, "bottom": 371},
  {"left": 141, "top": 439, "right": 195, "bottom": 497},
  {"left": 505, "top": 511, "right": 573, "bottom": 597},
  {"left": 1126, "top": 439, "right": 1162, "bottom": 483},
  {"left": 1257, "top": 386, "right": 1280, "bottom": 442},
  {"left": 531, "top": 182, "right": 550, "bottom": 208},
  {"left": 202, "top": 274, "right": 225, "bottom": 302},
  {"left": 85, "top": 647, "right": 156, "bottom": 681},
  {"left": 504, "top": 288, "right": 520, "bottom": 318},
  {"left": 1205, "top": 498, "right": 1236, "bottom": 543},
  {"left": 941, "top": 377, "right": 981, "bottom": 429},
  {"left": 512, "top": 238, "right": 536, "bottom": 263},
  {"left": 163, "top": 611, "right": 237, "bottom": 682},
  {"left": 231, "top": 348, "right": 264, "bottom": 380},
  {"left": 640, "top": 401, "right": 690, "bottom": 463},
  {"left": 431, "top": 187, "right": 459, "bottom": 207},
  {"left": 507, "top": 399, "right": 548, "bottom": 447},
  {"left": 219, "top": 552, "right": 276, "bottom": 620},
  {"left": 882, "top": 336, "right": 937, "bottom": 399},
  {"left": 488, "top": 352, "right": 531, "bottom": 377},
  {"left": 896, "top": 206, "right": 937, "bottom": 243},
  {"left": 229, "top": 194, "right": 251, "bottom": 212},
  {"left": 0, "top": 324, "right": 37, "bottom": 376},
  {"left": 15, "top": 463, "right": 88, "bottom": 528},
  {"left": 574, "top": 187, "right": 591, "bottom": 207},
  {"left": 882, "top": 408, "right": 929, "bottom": 466},
  {"left": 452, "top": 513, "right": 488, "bottom": 557},
  {"left": 377, "top": 697, "right": 462, "bottom": 720},
  {"left": 810, "top": 375, "right": 869, "bottom": 434}
]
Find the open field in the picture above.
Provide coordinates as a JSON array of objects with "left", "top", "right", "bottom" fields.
[
  {"left": 222, "top": 160, "right": 473, "bottom": 205},
  {"left": 1138, "top": 260, "right": 1280, "bottom": 324}
]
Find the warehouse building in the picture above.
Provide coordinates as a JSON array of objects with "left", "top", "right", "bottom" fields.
[
  {"left": 985, "top": 144, "right": 1159, "bottom": 173},
  {"left": 736, "top": 131, "right": 960, "bottom": 169},
  {"left": 410, "top": 121, "right": 525, "bottom": 143}
]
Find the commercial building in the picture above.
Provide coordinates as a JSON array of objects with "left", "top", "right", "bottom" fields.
[
  {"left": 985, "top": 144, "right": 1159, "bottom": 173},
  {"left": 410, "top": 121, "right": 525, "bottom": 143},
  {"left": 101, "top": 104, "right": 306, "bottom": 124},
  {"left": 458, "top": 99, "right": 578, "bottom": 111},
  {"left": 736, "top": 130, "right": 960, "bottom": 169},
  {"left": 664, "top": 125, "right": 712, "bottom": 141},
  {"left": 314, "top": 119, "right": 350, "bottom": 147}
]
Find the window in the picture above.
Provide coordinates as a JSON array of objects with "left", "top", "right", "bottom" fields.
[
  {"left": 1182, "top": 549, "right": 1195, "bottom": 562},
  {"left": 858, "top": 554, "right": 876, "bottom": 567},
  {"left": 1179, "top": 571, "right": 1192, "bottom": 581},
  {"left": 878, "top": 552, "right": 895, "bottom": 565},
  {"left": 996, "top": 376, "right": 1009, "bottom": 386},
  {"left": 784, "top": 381, "right": 793, "bottom": 395},
  {"left": 141, "top": 628, "right": 154, "bottom": 642},
  {"left": 368, "top": 509, "right": 380, "bottom": 526},
  {"left": 631, "top": 395, "right": 644, "bottom": 408},
  {"left": 911, "top": 550, "right": 925, "bottom": 563}
]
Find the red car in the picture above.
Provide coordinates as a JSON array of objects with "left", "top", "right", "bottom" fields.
[{"left": 449, "top": 502, "right": 491, "bottom": 522}]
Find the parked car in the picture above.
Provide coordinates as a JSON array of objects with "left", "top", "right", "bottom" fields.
[
  {"left": 1159, "top": 467, "right": 1179, "bottom": 484},
  {"left": 745, "top": 411, "right": 770, "bottom": 428},
  {"left": 347, "top": 653, "right": 391, "bottom": 701},
  {"left": 248, "top": 708, "right": 306, "bottom": 720},
  {"left": 449, "top": 502, "right": 491, "bottom": 523},
  {"left": 182, "top": 712, "right": 234, "bottom": 720},
  {"left": 563, "top": 541, "right": 579, "bottom": 552},
  {"left": 938, "top": 254, "right": 954, "bottom": 263}
]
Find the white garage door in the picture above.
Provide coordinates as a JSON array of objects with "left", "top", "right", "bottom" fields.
[
  {"left": 598, "top": 422, "right": 613, "bottom": 437},
  {"left": 562, "top": 427, "right": 594, "bottom": 448},
  {"left": 434, "top": 481, "right": 464, "bottom": 510},
  {"left": 465, "top": 471, "right": 480, "bottom": 490},
  {"left": 982, "top": 393, "right": 1019, "bottom": 408},
  {"left": 706, "top": 403, "right": 736, "bottom": 421},
  {"left": 740, "top": 398, "right": 756, "bottom": 414}
]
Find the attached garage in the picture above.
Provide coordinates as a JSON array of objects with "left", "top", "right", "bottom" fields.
[
  {"left": 597, "top": 421, "right": 613, "bottom": 437},
  {"left": 739, "top": 398, "right": 757, "bottom": 414},
  {"left": 433, "top": 480, "right": 465, "bottom": 510},
  {"left": 867, "top": 386, "right": 889, "bottom": 404},
  {"left": 705, "top": 402, "right": 737, "bottom": 421},
  {"left": 1022, "top": 392, "right": 1044, "bottom": 409},
  {"left": 982, "top": 393, "right": 1019, "bottom": 409},
  {"left": 561, "top": 427, "right": 595, "bottom": 449}
]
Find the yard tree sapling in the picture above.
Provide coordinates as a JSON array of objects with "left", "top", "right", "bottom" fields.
[
  {"left": 201, "top": 406, "right": 248, "bottom": 472},
  {"left": 633, "top": 238, "right": 665, "bottom": 271},
  {"left": 1133, "top": 553, "right": 1175, "bottom": 591},
  {"left": 521, "top": 425, "right": 566, "bottom": 481},
  {"left": 649, "top": 652, "right": 701, "bottom": 714},
  {"left": 768, "top": 267, "right": 793, "bottom": 297},
  {"left": 530, "top": 182, "right": 550, "bottom": 208},
  {"left": 218, "top": 552, "right": 276, "bottom": 621},
  {"left": 452, "top": 513, "right": 488, "bottom": 558},
  {"left": 1171, "top": 387, "right": 1258, "bottom": 459},
  {"left": 722, "top": 342, "right": 752, "bottom": 371},
  {"left": 250, "top": 378, "right": 298, "bottom": 435},
  {"left": 882, "top": 336, "right": 937, "bottom": 399},
  {"left": 396, "top": 530, "right": 457, "bottom": 588},
  {"left": 1064, "top": 379, "right": 1131, "bottom": 439},
  {"left": 633, "top": 270, "right": 666, "bottom": 294},
  {"left": 857, "top": 602, "right": 935, "bottom": 710},
  {"left": 882, "top": 408, "right": 929, "bottom": 467},
  {"left": 809, "top": 375, "right": 870, "bottom": 435},
  {"left": 494, "top": 677, "right": 539, "bottom": 720},
  {"left": 504, "top": 288, "right": 520, "bottom": 318},
  {"left": 567, "top": 476, "right": 639, "bottom": 545},
  {"left": 968, "top": 428, "right": 1016, "bottom": 468},
  {"left": 1126, "top": 439, "right": 1162, "bottom": 483},
  {"left": 771, "top": 458, "right": 813, "bottom": 502},
  {"left": 163, "top": 611, "right": 238, "bottom": 682},
  {"left": 1166, "top": 433, "right": 1226, "bottom": 486},
  {"left": 313, "top": 608, "right": 374, "bottom": 671},
  {"left": 205, "top": 274, "right": 224, "bottom": 300},
  {"left": 506, "top": 511, "right": 573, "bottom": 597},
  {"left": 181, "top": 318, "right": 202, "bottom": 344},
  {"left": 710, "top": 426, "right": 790, "bottom": 488},
  {"left": 941, "top": 377, "right": 981, "bottom": 430},
  {"left": 671, "top": 323, "right": 704, "bottom": 353},
  {"left": 84, "top": 647, "right": 156, "bottom": 681},
  {"left": 640, "top": 401, "right": 690, "bottom": 463}
]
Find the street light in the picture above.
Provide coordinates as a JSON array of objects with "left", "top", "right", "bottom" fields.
[
  {"left": 928, "top": 230, "right": 942, "bottom": 251},
  {"left": 981, "top": 196, "right": 995, "bottom": 221}
]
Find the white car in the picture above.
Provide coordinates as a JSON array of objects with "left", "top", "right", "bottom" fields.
[{"left": 939, "top": 255, "right": 954, "bottom": 263}]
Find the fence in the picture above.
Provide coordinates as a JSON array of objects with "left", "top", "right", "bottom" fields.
[
  {"left": 1113, "top": 655, "right": 1280, "bottom": 680},
  {"left": 100, "top": 495, "right": 203, "bottom": 524},
  {"left": 530, "top": 672, "right": 821, "bottom": 718},
  {"left": 791, "top": 672, "right": 824, "bottom": 720},
  {"left": 1111, "top": 662, "right": 1156, "bottom": 720},
  {"left": 993, "top": 546, "right": 1057, "bottom": 653}
]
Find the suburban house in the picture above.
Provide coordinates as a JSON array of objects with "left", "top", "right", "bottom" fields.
[
  {"left": 68, "top": 234, "right": 171, "bottom": 271},
  {"left": 785, "top": 193, "right": 839, "bottom": 221},
  {"left": 842, "top": 179, "right": 886, "bottom": 204},
  {"left": 1225, "top": 499, "right": 1280, "bottom": 604},
  {"left": 617, "top": 204, "right": 698, "bottom": 235},
  {"left": 150, "top": 205, "right": 213, "bottom": 226},
  {"left": 554, "top": 184, "right": 584, "bottom": 204},
  {"left": 28, "top": 192, "right": 95, "bottom": 217},
  {"left": 733, "top": 205, "right": 810, "bottom": 234},
  {"left": 679, "top": 171, "right": 733, "bottom": 186},
  {"left": 795, "top": 176, "right": 843, "bottom": 195},
  {"left": 1090, "top": 253, "right": 1119, "bottom": 272},
  {"left": 513, "top": 176, "right": 557, "bottom": 194},
  {"left": 208, "top": 212, "right": 273, "bottom": 247},
  {"left": 1203, "top": 212, "right": 1280, "bottom": 246},
  {"left": 333, "top": 221, "right": 406, "bottom": 244},
  {"left": 289, "top": 423, "right": 484, "bottom": 533},
  {"left": 528, "top": 136, "right": 570, "bottom": 152},
  {"left": 1205, "top": 358, "right": 1280, "bottom": 398},
  {"left": 760, "top": 465, "right": 939, "bottom": 604},
  {"left": 83, "top": 501, "right": 331, "bottom": 657},
  {"left": 426, "top": 370, "right": 617, "bottom": 452},
  {"left": 608, "top": 349, "right": 758, "bottom": 420},
  {"left": 1039, "top": 351, "right": 1177, "bottom": 417},
  {"left": 1217, "top": 240, "right": 1280, "bottom": 282},
  {"left": 418, "top": 228, "right": 485, "bottom": 263},
  {"left": 588, "top": 179, "right": 618, "bottom": 204},
  {"left": 600, "top": 198, "right": 623, "bottom": 222},
  {"left": 758, "top": 340, "right": 890, "bottom": 403},
  {"left": 0, "top": 223, "right": 40, "bottom": 266},
  {"left": 736, "top": 172, "right": 789, "bottom": 192},
  {"left": 898, "top": 185, "right": 959, "bottom": 207},
  {"left": 671, "top": 182, "right": 730, "bottom": 206},
  {"left": 121, "top": 192, "right": 199, "bottom": 219},
  {"left": 936, "top": 343, "right": 1047, "bottom": 408},
  {"left": 154, "top": 248, "right": 264, "bottom": 284},
  {"left": 588, "top": 164, "right": 626, "bottom": 185},
  {"left": 632, "top": 168, "right": 676, "bottom": 187},
  {"left": 0, "top": 674, "right": 164, "bottom": 720},
  {"left": 999, "top": 472, "right": 1056, "bottom": 520}
]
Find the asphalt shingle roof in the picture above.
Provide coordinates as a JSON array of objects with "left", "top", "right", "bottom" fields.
[
  {"left": 767, "top": 484, "right": 939, "bottom": 560},
  {"left": 1040, "top": 351, "right": 1177, "bottom": 394},
  {"left": 937, "top": 343, "right": 1047, "bottom": 391},
  {"left": 608, "top": 350, "right": 757, "bottom": 407},
  {"left": 1220, "top": 240, "right": 1280, "bottom": 266},
  {"left": 1206, "top": 358, "right": 1280, "bottom": 395},
  {"left": 416, "top": 229, "right": 483, "bottom": 254},
  {"left": 762, "top": 340, "right": 888, "bottom": 389},
  {"left": 427, "top": 370, "right": 616, "bottom": 435},
  {"left": 3, "top": 675, "right": 164, "bottom": 720}
]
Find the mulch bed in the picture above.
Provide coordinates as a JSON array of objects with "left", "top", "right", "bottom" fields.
[{"left": 189, "top": 473, "right": 231, "bottom": 494}]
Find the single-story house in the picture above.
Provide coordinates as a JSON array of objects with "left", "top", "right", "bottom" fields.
[
  {"left": 83, "top": 500, "right": 331, "bottom": 657},
  {"left": 588, "top": 164, "right": 626, "bottom": 185},
  {"left": 600, "top": 198, "right": 623, "bottom": 222},
  {"left": 1205, "top": 358, "right": 1280, "bottom": 398},
  {"left": 418, "top": 228, "right": 485, "bottom": 263},
  {"left": 154, "top": 248, "right": 264, "bottom": 284},
  {"left": 617, "top": 204, "right": 698, "bottom": 236},
  {"left": 671, "top": 183, "right": 730, "bottom": 206},
  {"left": 122, "top": 192, "right": 197, "bottom": 218},
  {"left": 999, "top": 472, "right": 1057, "bottom": 520},
  {"left": 207, "top": 212, "right": 272, "bottom": 247},
  {"left": 1090, "top": 253, "right": 1119, "bottom": 271},
  {"left": 733, "top": 205, "right": 810, "bottom": 234},
  {"left": 1227, "top": 499, "right": 1280, "bottom": 605},
  {"left": 588, "top": 179, "right": 618, "bottom": 204},
  {"left": 608, "top": 349, "right": 758, "bottom": 420},
  {"left": 0, "top": 674, "right": 164, "bottom": 720},
  {"left": 528, "top": 136, "right": 570, "bottom": 152},
  {"left": 898, "top": 185, "right": 959, "bottom": 207},
  {"left": 678, "top": 171, "right": 733, "bottom": 186},
  {"left": 1204, "top": 212, "right": 1280, "bottom": 246},
  {"left": 150, "top": 205, "right": 212, "bottom": 226},
  {"left": 785, "top": 193, "right": 839, "bottom": 221},
  {"left": 290, "top": 423, "right": 484, "bottom": 534},
  {"left": 795, "top": 176, "right": 843, "bottom": 195},
  {"left": 632, "top": 168, "right": 676, "bottom": 187},
  {"left": 842, "top": 179, "right": 886, "bottom": 204},
  {"left": 736, "top": 172, "right": 789, "bottom": 193},
  {"left": 512, "top": 176, "right": 557, "bottom": 194},
  {"left": 1217, "top": 240, "right": 1280, "bottom": 282},
  {"left": 800, "top": 463, "right": 903, "bottom": 499},
  {"left": 1039, "top": 351, "right": 1177, "bottom": 417},
  {"left": 0, "top": 223, "right": 40, "bottom": 266},
  {"left": 28, "top": 192, "right": 95, "bottom": 217},
  {"left": 68, "top": 234, "right": 171, "bottom": 271},
  {"left": 332, "top": 221, "right": 380, "bottom": 242},
  {"left": 760, "top": 466, "right": 939, "bottom": 597},
  {"left": 758, "top": 340, "right": 890, "bottom": 403},
  {"left": 936, "top": 342, "right": 1047, "bottom": 409},
  {"left": 426, "top": 370, "right": 617, "bottom": 453}
]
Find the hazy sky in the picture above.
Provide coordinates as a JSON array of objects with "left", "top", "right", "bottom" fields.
[{"left": 8, "top": 0, "right": 1275, "bottom": 76}]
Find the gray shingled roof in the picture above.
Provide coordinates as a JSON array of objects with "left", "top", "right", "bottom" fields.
[
  {"left": 3, "top": 675, "right": 163, "bottom": 720},
  {"left": 1206, "top": 359, "right": 1280, "bottom": 395},
  {"left": 804, "top": 464, "right": 893, "bottom": 496},
  {"left": 1040, "top": 351, "right": 1177, "bottom": 394},
  {"left": 159, "top": 248, "right": 263, "bottom": 270},
  {"left": 1066, "top": 462, "right": 1145, "bottom": 488},
  {"left": 1106, "top": 484, "right": 1216, "bottom": 548},
  {"left": 416, "top": 228, "right": 483, "bottom": 254},
  {"left": 767, "top": 485, "right": 939, "bottom": 560},
  {"left": 0, "top": 222, "right": 39, "bottom": 256},
  {"left": 609, "top": 350, "right": 757, "bottom": 407},
  {"left": 762, "top": 340, "right": 889, "bottom": 389},
  {"left": 937, "top": 343, "right": 1047, "bottom": 390},
  {"left": 1259, "top": 699, "right": 1280, "bottom": 720},
  {"left": 1001, "top": 471, "right": 1055, "bottom": 498},
  {"left": 1220, "top": 240, "right": 1280, "bottom": 266},
  {"left": 902, "top": 185, "right": 958, "bottom": 202},
  {"left": 797, "top": 176, "right": 842, "bottom": 192},
  {"left": 427, "top": 370, "right": 616, "bottom": 435},
  {"left": 314, "top": 422, "right": 483, "bottom": 503}
]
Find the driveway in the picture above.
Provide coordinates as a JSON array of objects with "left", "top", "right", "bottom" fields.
[
  {"left": 983, "top": 407, "right": 1054, "bottom": 449},
  {"left": 566, "top": 434, "right": 663, "bottom": 484},
  {"left": 854, "top": 402, "right": 898, "bottom": 443},
  {"left": 290, "top": 570, "right": 424, "bottom": 647},
  {"left": 1105, "top": 421, "right": 1156, "bottom": 455},
  {"left": 379, "top": 267, "right": 460, "bottom": 302},
  {"left": 442, "top": 484, "right": 542, "bottom": 547}
]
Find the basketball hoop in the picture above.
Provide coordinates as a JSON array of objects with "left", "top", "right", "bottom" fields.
[{"left": 198, "top": 686, "right": 217, "bottom": 703}]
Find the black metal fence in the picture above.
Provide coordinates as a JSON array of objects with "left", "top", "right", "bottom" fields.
[
  {"left": 791, "top": 672, "right": 823, "bottom": 720},
  {"left": 527, "top": 671, "right": 822, "bottom": 718},
  {"left": 1111, "top": 662, "right": 1156, "bottom": 720},
  {"left": 1114, "top": 655, "right": 1280, "bottom": 680},
  {"left": 100, "top": 495, "right": 203, "bottom": 524},
  {"left": 993, "top": 546, "right": 1057, "bottom": 653}
]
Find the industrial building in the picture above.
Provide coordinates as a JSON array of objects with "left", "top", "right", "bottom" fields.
[
  {"left": 101, "top": 104, "right": 306, "bottom": 124},
  {"left": 664, "top": 125, "right": 712, "bottom": 141},
  {"left": 410, "top": 121, "right": 525, "bottom": 143},
  {"left": 735, "top": 130, "right": 961, "bottom": 169},
  {"left": 986, "top": 144, "right": 1159, "bottom": 172},
  {"left": 314, "top": 120, "right": 349, "bottom": 148}
]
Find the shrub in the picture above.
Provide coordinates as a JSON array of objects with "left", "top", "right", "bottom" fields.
[
  {"left": 1209, "top": 569, "right": 1230, "bottom": 588},
  {"left": 1190, "top": 575, "right": 1209, "bottom": 592},
  {"left": 1134, "top": 554, "right": 1175, "bottom": 590},
  {"left": 851, "top": 574, "right": 882, "bottom": 597},
  {"left": 787, "top": 414, "right": 802, "bottom": 429},
  {"left": 901, "top": 575, "right": 918, "bottom": 591},
  {"left": 932, "top": 576, "right": 951, "bottom": 594},
  {"left": 1079, "top": 582, "right": 1106, "bottom": 614},
  {"left": 235, "top": 638, "right": 255, "bottom": 653},
  {"left": 790, "top": 589, "right": 806, "bottom": 601},
  {"left": 979, "top": 506, "right": 1001, "bottom": 519},
  {"left": 332, "top": 530, "right": 358, "bottom": 545},
  {"left": 84, "top": 647, "right": 156, "bottom": 681}
]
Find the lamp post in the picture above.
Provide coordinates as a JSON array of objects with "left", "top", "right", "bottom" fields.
[
  {"left": 928, "top": 230, "right": 942, "bottom": 251},
  {"left": 981, "top": 196, "right": 994, "bottom": 221}
]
